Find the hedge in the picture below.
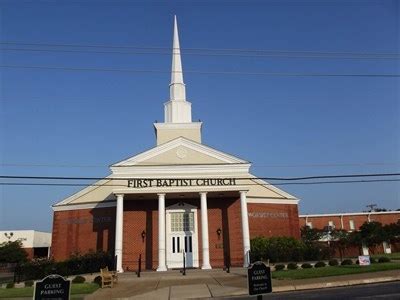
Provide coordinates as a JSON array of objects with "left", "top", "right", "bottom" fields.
[
  {"left": 250, "top": 236, "right": 331, "bottom": 263},
  {"left": 301, "top": 263, "right": 312, "bottom": 269},
  {"left": 72, "top": 275, "right": 86, "bottom": 283},
  {"left": 287, "top": 263, "right": 298, "bottom": 270},
  {"left": 341, "top": 259, "right": 353, "bottom": 265},
  {"left": 314, "top": 261, "right": 326, "bottom": 268},
  {"left": 329, "top": 259, "right": 339, "bottom": 266},
  {"left": 14, "top": 251, "right": 114, "bottom": 282},
  {"left": 274, "top": 264, "right": 285, "bottom": 271},
  {"left": 378, "top": 257, "right": 391, "bottom": 263}
]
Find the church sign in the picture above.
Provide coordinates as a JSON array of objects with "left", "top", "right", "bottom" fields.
[
  {"left": 34, "top": 274, "right": 71, "bottom": 300},
  {"left": 247, "top": 261, "right": 272, "bottom": 295},
  {"left": 127, "top": 178, "right": 237, "bottom": 188}
]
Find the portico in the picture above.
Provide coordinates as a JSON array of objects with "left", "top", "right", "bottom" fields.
[{"left": 112, "top": 188, "right": 250, "bottom": 272}]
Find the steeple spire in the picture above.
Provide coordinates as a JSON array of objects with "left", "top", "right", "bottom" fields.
[
  {"left": 154, "top": 16, "right": 202, "bottom": 145},
  {"left": 170, "top": 15, "right": 186, "bottom": 101},
  {"left": 164, "top": 15, "right": 191, "bottom": 123}
]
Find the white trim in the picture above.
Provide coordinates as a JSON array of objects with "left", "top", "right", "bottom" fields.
[
  {"left": 111, "top": 137, "right": 249, "bottom": 167},
  {"left": 110, "top": 164, "right": 250, "bottom": 176},
  {"left": 53, "top": 176, "right": 113, "bottom": 206},
  {"left": 154, "top": 122, "right": 202, "bottom": 130},
  {"left": 112, "top": 185, "right": 249, "bottom": 195},
  {"left": 299, "top": 211, "right": 400, "bottom": 218},
  {"left": 52, "top": 201, "right": 116, "bottom": 211},
  {"left": 247, "top": 174, "right": 298, "bottom": 200},
  {"left": 247, "top": 198, "right": 299, "bottom": 205}
]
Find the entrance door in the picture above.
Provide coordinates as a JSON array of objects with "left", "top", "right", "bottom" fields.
[{"left": 166, "top": 203, "right": 199, "bottom": 268}]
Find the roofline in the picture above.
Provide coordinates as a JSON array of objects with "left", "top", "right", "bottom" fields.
[
  {"left": 0, "top": 230, "right": 51, "bottom": 234},
  {"left": 300, "top": 211, "right": 400, "bottom": 218}
]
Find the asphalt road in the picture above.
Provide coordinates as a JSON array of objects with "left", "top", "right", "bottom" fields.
[{"left": 224, "top": 281, "right": 400, "bottom": 300}]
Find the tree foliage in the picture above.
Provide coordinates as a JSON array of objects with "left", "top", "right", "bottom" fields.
[{"left": 0, "top": 241, "right": 28, "bottom": 264}]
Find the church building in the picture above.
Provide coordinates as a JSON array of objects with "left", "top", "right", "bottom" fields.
[{"left": 51, "top": 17, "right": 300, "bottom": 272}]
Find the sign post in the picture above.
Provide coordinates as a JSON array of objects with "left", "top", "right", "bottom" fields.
[
  {"left": 247, "top": 261, "right": 272, "bottom": 299},
  {"left": 33, "top": 274, "right": 71, "bottom": 300}
]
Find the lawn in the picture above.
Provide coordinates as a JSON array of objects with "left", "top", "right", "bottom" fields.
[
  {"left": 372, "top": 252, "right": 400, "bottom": 260},
  {"left": 272, "top": 262, "right": 400, "bottom": 280},
  {"left": 0, "top": 283, "right": 99, "bottom": 298}
]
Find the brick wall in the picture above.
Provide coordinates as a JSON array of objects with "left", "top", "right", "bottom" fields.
[
  {"left": 51, "top": 199, "right": 300, "bottom": 269},
  {"left": 248, "top": 203, "right": 300, "bottom": 239},
  {"left": 299, "top": 212, "right": 400, "bottom": 231},
  {"left": 51, "top": 207, "right": 116, "bottom": 261}
]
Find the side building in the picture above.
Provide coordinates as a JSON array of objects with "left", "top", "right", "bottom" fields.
[
  {"left": 299, "top": 211, "right": 400, "bottom": 255},
  {"left": 51, "top": 17, "right": 300, "bottom": 272},
  {"left": 0, "top": 230, "right": 52, "bottom": 259}
]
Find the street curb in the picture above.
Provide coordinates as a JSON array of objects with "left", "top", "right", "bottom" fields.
[{"left": 273, "top": 276, "right": 400, "bottom": 293}]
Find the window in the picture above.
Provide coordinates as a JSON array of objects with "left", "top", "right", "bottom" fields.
[
  {"left": 170, "top": 212, "right": 194, "bottom": 232},
  {"left": 349, "top": 220, "right": 355, "bottom": 230},
  {"left": 306, "top": 222, "right": 313, "bottom": 229}
]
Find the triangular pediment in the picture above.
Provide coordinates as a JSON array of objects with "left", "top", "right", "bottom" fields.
[
  {"left": 112, "top": 137, "right": 248, "bottom": 167},
  {"left": 166, "top": 202, "right": 198, "bottom": 210}
]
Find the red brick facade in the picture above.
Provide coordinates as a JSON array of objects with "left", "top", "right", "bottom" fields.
[
  {"left": 51, "top": 207, "right": 116, "bottom": 261},
  {"left": 299, "top": 212, "right": 400, "bottom": 231},
  {"left": 248, "top": 203, "right": 300, "bottom": 239},
  {"left": 51, "top": 199, "right": 300, "bottom": 270}
]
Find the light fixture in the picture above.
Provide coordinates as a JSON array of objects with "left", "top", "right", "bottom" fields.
[
  {"left": 4, "top": 232, "right": 13, "bottom": 240},
  {"left": 216, "top": 228, "right": 222, "bottom": 239},
  {"left": 141, "top": 230, "right": 146, "bottom": 242}
]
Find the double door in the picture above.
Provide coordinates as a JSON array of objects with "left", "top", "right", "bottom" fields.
[{"left": 166, "top": 207, "right": 199, "bottom": 269}]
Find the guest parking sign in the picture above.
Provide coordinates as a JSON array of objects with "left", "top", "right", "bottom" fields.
[
  {"left": 247, "top": 261, "right": 272, "bottom": 295},
  {"left": 34, "top": 274, "right": 71, "bottom": 300}
]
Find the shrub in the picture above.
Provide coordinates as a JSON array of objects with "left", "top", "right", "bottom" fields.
[
  {"left": 301, "top": 263, "right": 312, "bottom": 269},
  {"left": 341, "top": 259, "right": 353, "bottom": 265},
  {"left": 251, "top": 237, "right": 306, "bottom": 263},
  {"left": 287, "top": 262, "right": 298, "bottom": 270},
  {"left": 0, "top": 241, "right": 28, "bottom": 264},
  {"left": 6, "top": 282, "right": 14, "bottom": 289},
  {"left": 378, "top": 256, "right": 391, "bottom": 263},
  {"left": 329, "top": 259, "right": 339, "bottom": 266},
  {"left": 274, "top": 264, "right": 285, "bottom": 271},
  {"left": 24, "top": 280, "right": 34, "bottom": 287},
  {"left": 93, "top": 275, "right": 102, "bottom": 286},
  {"left": 370, "top": 257, "right": 377, "bottom": 263},
  {"left": 15, "top": 251, "right": 113, "bottom": 282},
  {"left": 72, "top": 275, "right": 85, "bottom": 283},
  {"left": 314, "top": 261, "right": 326, "bottom": 268}
]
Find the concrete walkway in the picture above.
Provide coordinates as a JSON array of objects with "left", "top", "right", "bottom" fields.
[{"left": 85, "top": 268, "right": 400, "bottom": 300}]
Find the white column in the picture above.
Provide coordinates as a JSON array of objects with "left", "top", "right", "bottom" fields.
[
  {"left": 240, "top": 191, "right": 251, "bottom": 267},
  {"left": 200, "top": 192, "right": 212, "bottom": 269},
  {"left": 115, "top": 193, "right": 124, "bottom": 273},
  {"left": 157, "top": 193, "right": 167, "bottom": 271}
]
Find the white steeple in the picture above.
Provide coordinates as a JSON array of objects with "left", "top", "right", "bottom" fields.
[
  {"left": 154, "top": 16, "right": 202, "bottom": 146},
  {"left": 164, "top": 15, "right": 192, "bottom": 123}
]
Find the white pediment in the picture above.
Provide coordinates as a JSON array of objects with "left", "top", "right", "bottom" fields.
[
  {"left": 111, "top": 137, "right": 249, "bottom": 168},
  {"left": 166, "top": 202, "right": 198, "bottom": 210}
]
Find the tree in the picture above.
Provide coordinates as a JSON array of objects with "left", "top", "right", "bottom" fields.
[
  {"left": 358, "top": 221, "right": 385, "bottom": 254},
  {"left": 0, "top": 241, "right": 28, "bottom": 264},
  {"left": 382, "top": 220, "right": 400, "bottom": 244},
  {"left": 330, "top": 229, "right": 350, "bottom": 261},
  {"left": 300, "top": 226, "right": 323, "bottom": 245}
]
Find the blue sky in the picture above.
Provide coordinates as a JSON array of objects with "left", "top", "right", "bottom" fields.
[{"left": 0, "top": 0, "right": 399, "bottom": 231}]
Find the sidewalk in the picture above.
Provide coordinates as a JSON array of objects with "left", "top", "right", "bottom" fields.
[{"left": 84, "top": 268, "right": 400, "bottom": 300}]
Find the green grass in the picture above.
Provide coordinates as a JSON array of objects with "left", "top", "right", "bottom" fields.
[
  {"left": 272, "top": 262, "right": 400, "bottom": 280},
  {"left": 0, "top": 283, "right": 99, "bottom": 298},
  {"left": 372, "top": 252, "right": 400, "bottom": 260}
]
